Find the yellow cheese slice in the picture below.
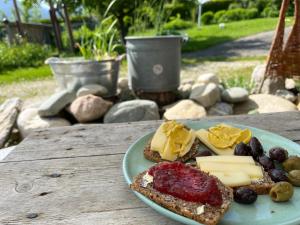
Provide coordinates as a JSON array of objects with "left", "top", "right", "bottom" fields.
[
  {"left": 209, "top": 171, "right": 252, "bottom": 187},
  {"left": 150, "top": 124, "right": 167, "bottom": 153},
  {"left": 160, "top": 138, "right": 178, "bottom": 161},
  {"left": 198, "top": 161, "right": 263, "bottom": 179},
  {"left": 196, "top": 155, "right": 255, "bottom": 165},
  {"left": 196, "top": 129, "right": 234, "bottom": 155},
  {"left": 179, "top": 130, "right": 196, "bottom": 157}
]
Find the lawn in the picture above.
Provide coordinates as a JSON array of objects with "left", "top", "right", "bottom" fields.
[
  {"left": 134, "top": 17, "right": 291, "bottom": 52},
  {"left": 0, "top": 65, "right": 52, "bottom": 85},
  {"left": 183, "top": 17, "right": 292, "bottom": 52}
]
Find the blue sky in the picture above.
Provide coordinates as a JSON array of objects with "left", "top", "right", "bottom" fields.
[{"left": 0, "top": 0, "right": 49, "bottom": 20}]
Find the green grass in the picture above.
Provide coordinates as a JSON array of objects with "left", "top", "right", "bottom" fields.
[
  {"left": 217, "top": 66, "right": 255, "bottom": 91},
  {"left": 0, "top": 65, "right": 52, "bottom": 85},
  {"left": 183, "top": 17, "right": 293, "bottom": 52},
  {"left": 182, "top": 55, "right": 266, "bottom": 65},
  {"left": 133, "top": 17, "right": 293, "bottom": 53}
]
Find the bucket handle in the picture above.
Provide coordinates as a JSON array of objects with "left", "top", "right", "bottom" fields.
[{"left": 45, "top": 57, "right": 60, "bottom": 65}]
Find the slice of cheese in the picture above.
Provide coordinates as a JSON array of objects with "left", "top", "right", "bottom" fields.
[
  {"left": 151, "top": 124, "right": 167, "bottom": 153},
  {"left": 196, "top": 129, "right": 234, "bottom": 155},
  {"left": 196, "top": 155, "right": 255, "bottom": 165},
  {"left": 161, "top": 138, "right": 178, "bottom": 161},
  {"left": 209, "top": 171, "right": 252, "bottom": 187},
  {"left": 179, "top": 130, "right": 196, "bottom": 157},
  {"left": 198, "top": 161, "right": 263, "bottom": 179}
]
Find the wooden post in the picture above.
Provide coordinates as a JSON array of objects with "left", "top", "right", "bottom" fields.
[
  {"left": 2, "top": 18, "right": 13, "bottom": 46},
  {"left": 62, "top": 3, "right": 75, "bottom": 53},
  {"left": 49, "top": 0, "right": 63, "bottom": 52},
  {"left": 12, "top": 0, "right": 24, "bottom": 37}
]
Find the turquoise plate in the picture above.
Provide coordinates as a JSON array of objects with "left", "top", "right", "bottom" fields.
[{"left": 123, "top": 121, "right": 300, "bottom": 225}]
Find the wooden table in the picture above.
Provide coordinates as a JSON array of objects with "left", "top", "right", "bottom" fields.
[{"left": 0, "top": 112, "right": 299, "bottom": 225}]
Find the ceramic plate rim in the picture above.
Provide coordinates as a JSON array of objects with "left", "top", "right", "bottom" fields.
[{"left": 122, "top": 121, "right": 300, "bottom": 225}]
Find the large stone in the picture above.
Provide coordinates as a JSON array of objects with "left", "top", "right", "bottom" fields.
[
  {"left": 0, "top": 98, "right": 22, "bottom": 148},
  {"left": 17, "top": 108, "right": 71, "bottom": 138},
  {"left": 208, "top": 102, "right": 233, "bottom": 116},
  {"left": 181, "top": 78, "right": 195, "bottom": 86},
  {"left": 275, "top": 89, "right": 297, "bottom": 102},
  {"left": 251, "top": 64, "right": 266, "bottom": 93},
  {"left": 260, "top": 77, "right": 285, "bottom": 94},
  {"left": 190, "top": 83, "right": 220, "bottom": 108},
  {"left": 197, "top": 73, "right": 219, "bottom": 85},
  {"left": 118, "top": 78, "right": 129, "bottom": 90},
  {"left": 222, "top": 87, "right": 249, "bottom": 103},
  {"left": 164, "top": 100, "right": 206, "bottom": 120},
  {"left": 70, "top": 95, "right": 113, "bottom": 123},
  {"left": 177, "top": 83, "right": 192, "bottom": 99},
  {"left": 38, "top": 90, "right": 76, "bottom": 117},
  {"left": 251, "top": 65, "right": 285, "bottom": 94},
  {"left": 234, "top": 94, "right": 297, "bottom": 114},
  {"left": 285, "top": 78, "right": 296, "bottom": 90},
  {"left": 104, "top": 100, "right": 160, "bottom": 123},
  {"left": 76, "top": 84, "right": 108, "bottom": 97}
]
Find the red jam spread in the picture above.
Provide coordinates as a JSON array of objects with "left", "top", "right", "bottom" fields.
[{"left": 148, "top": 162, "right": 223, "bottom": 207}]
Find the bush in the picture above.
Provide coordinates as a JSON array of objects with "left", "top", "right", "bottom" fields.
[
  {"left": 202, "top": 0, "right": 234, "bottom": 13},
  {"left": 228, "top": 3, "right": 242, "bottom": 10},
  {"left": 163, "top": 15, "right": 194, "bottom": 30},
  {"left": 216, "top": 8, "right": 259, "bottom": 23},
  {"left": 261, "top": 6, "right": 279, "bottom": 18},
  {"left": 213, "top": 10, "right": 227, "bottom": 23},
  {"left": 201, "top": 11, "right": 214, "bottom": 25},
  {"left": 164, "top": 1, "right": 197, "bottom": 20},
  {"left": 0, "top": 42, "right": 51, "bottom": 72},
  {"left": 245, "top": 8, "right": 259, "bottom": 19}
]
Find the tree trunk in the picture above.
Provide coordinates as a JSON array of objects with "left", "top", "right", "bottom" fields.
[{"left": 116, "top": 14, "right": 128, "bottom": 45}]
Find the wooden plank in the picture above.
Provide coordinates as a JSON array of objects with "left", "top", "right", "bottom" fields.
[
  {"left": 3, "top": 112, "right": 300, "bottom": 163},
  {"left": 0, "top": 154, "right": 161, "bottom": 225}
]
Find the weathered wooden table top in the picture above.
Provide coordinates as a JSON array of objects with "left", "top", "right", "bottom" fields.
[{"left": 0, "top": 112, "right": 300, "bottom": 225}]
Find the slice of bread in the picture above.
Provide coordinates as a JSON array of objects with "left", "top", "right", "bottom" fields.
[
  {"left": 234, "top": 170, "right": 274, "bottom": 195},
  {"left": 131, "top": 170, "right": 233, "bottom": 225},
  {"left": 144, "top": 138, "right": 200, "bottom": 163}
]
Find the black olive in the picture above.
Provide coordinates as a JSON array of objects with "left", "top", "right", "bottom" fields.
[
  {"left": 234, "top": 187, "right": 257, "bottom": 204},
  {"left": 268, "top": 169, "right": 288, "bottom": 182},
  {"left": 234, "top": 142, "right": 251, "bottom": 156},
  {"left": 269, "top": 147, "right": 288, "bottom": 163},
  {"left": 249, "top": 137, "right": 264, "bottom": 160},
  {"left": 258, "top": 155, "right": 275, "bottom": 171}
]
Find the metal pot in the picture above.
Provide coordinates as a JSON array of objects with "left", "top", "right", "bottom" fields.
[
  {"left": 125, "top": 35, "right": 184, "bottom": 92},
  {"left": 45, "top": 56, "right": 124, "bottom": 97}
]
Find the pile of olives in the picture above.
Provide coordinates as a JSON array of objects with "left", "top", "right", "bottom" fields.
[{"left": 233, "top": 137, "right": 300, "bottom": 204}]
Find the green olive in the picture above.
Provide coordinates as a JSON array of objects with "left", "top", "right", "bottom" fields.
[
  {"left": 282, "top": 156, "right": 300, "bottom": 172},
  {"left": 288, "top": 170, "right": 300, "bottom": 186},
  {"left": 269, "top": 182, "right": 294, "bottom": 202}
]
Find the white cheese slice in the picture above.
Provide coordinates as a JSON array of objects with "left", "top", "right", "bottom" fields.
[
  {"left": 198, "top": 161, "right": 263, "bottom": 179},
  {"left": 196, "top": 155, "right": 255, "bottom": 165},
  {"left": 209, "top": 171, "right": 252, "bottom": 187},
  {"left": 196, "top": 129, "right": 234, "bottom": 155}
]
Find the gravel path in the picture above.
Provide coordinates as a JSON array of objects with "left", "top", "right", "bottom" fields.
[{"left": 184, "top": 27, "right": 292, "bottom": 59}]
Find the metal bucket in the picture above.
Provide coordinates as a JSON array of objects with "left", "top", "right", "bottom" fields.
[
  {"left": 125, "top": 35, "right": 183, "bottom": 92},
  {"left": 45, "top": 56, "right": 124, "bottom": 97}
]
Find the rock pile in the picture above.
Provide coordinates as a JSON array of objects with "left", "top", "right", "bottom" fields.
[{"left": 1, "top": 70, "right": 299, "bottom": 148}]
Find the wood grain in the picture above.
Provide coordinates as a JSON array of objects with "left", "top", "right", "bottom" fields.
[{"left": 0, "top": 112, "right": 299, "bottom": 225}]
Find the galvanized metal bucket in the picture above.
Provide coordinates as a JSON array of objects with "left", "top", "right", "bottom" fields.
[
  {"left": 45, "top": 56, "right": 124, "bottom": 97},
  {"left": 125, "top": 35, "right": 183, "bottom": 92}
]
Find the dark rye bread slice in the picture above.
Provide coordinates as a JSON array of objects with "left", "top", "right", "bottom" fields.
[
  {"left": 131, "top": 171, "right": 233, "bottom": 225},
  {"left": 144, "top": 138, "right": 200, "bottom": 163},
  {"left": 234, "top": 170, "right": 274, "bottom": 195}
]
